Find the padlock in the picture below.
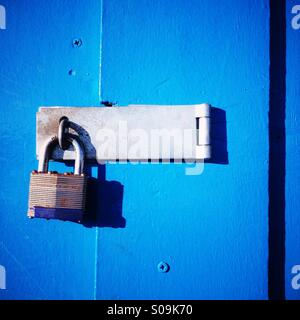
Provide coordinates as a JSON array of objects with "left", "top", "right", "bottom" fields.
[{"left": 28, "top": 135, "right": 87, "bottom": 222}]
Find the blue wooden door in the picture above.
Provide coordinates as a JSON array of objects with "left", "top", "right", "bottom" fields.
[
  {"left": 0, "top": 0, "right": 299, "bottom": 300},
  {"left": 97, "top": 0, "right": 269, "bottom": 299},
  {"left": 0, "top": 0, "right": 102, "bottom": 299}
]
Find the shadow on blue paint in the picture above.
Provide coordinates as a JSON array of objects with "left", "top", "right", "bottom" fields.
[
  {"left": 268, "top": 0, "right": 286, "bottom": 300},
  {"left": 83, "top": 164, "right": 125, "bottom": 229},
  {"left": 205, "top": 107, "right": 228, "bottom": 165}
]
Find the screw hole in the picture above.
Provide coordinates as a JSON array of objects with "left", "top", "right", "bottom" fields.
[
  {"left": 72, "top": 38, "right": 82, "bottom": 48},
  {"left": 68, "top": 69, "right": 76, "bottom": 76},
  {"left": 157, "top": 262, "right": 170, "bottom": 273}
]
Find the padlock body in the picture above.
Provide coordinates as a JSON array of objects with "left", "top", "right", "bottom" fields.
[{"left": 28, "top": 172, "right": 87, "bottom": 222}]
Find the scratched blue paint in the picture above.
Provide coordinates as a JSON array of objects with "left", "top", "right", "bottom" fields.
[
  {"left": 2, "top": 0, "right": 295, "bottom": 300},
  {"left": 286, "top": 0, "right": 300, "bottom": 300}
]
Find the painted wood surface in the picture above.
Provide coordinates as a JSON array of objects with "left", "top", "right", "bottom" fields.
[
  {"left": 0, "top": 0, "right": 102, "bottom": 299},
  {"left": 1, "top": 0, "right": 298, "bottom": 300},
  {"left": 97, "top": 0, "right": 269, "bottom": 299}
]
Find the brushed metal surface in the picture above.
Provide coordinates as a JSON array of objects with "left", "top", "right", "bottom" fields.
[{"left": 36, "top": 104, "right": 211, "bottom": 162}]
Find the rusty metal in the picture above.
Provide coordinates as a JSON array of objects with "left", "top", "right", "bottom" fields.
[
  {"left": 28, "top": 173, "right": 87, "bottom": 217},
  {"left": 28, "top": 134, "right": 87, "bottom": 220}
]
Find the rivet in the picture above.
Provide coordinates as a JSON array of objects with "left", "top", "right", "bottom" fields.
[
  {"left": 72, "top": 38, "right": 82, "bottom": 48},
  {"left": 157, "top": 261, "right": 170, "bottom": 273}
]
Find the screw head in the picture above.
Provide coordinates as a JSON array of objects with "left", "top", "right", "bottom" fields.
[
  {"left": 157, "top": 261, "right": 170, "bottom": 273},
  {"left": 72, "top": 38, "right": 82, "bottom": 48}
]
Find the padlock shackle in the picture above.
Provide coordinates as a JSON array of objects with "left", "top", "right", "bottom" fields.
[{"left": 38, "top": 135, "right": 84, "bottom": 175}]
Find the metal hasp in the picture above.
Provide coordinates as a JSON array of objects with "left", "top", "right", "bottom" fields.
[{"left": 36, "top": 104, "right": 212, "bottom": 162}]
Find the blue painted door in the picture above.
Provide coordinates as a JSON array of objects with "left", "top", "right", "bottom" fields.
[
  {"left": 0, "top": 0, "right": 102, "bottom": 299},
  {"left": 97, "top": 0, "right": 268, "bottom": 299},
  {"left": 0, "top": 0, "right": 298, "bottom": 300}
]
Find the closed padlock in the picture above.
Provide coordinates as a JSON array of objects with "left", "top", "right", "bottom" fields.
[{"left": 28, "top": 135, "right": 87, "bottom": 222}]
